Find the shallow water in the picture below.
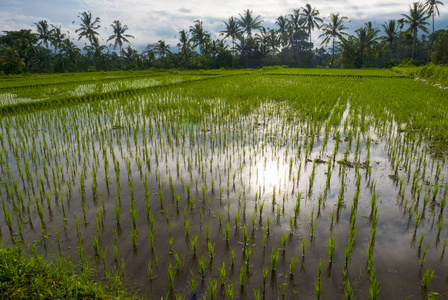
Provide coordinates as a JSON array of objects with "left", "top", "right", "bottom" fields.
[{"left": 1, "top": 82, "right": 447, "bottom": 299}]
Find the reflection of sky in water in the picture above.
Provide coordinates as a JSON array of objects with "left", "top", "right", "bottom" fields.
[{"left": 0, "top": 92, "right": 447, "bottom": 299}]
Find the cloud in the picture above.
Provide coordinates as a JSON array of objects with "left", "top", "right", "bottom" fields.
[{"left": 1, "top": 0, "right": 448, "bottom": 53}]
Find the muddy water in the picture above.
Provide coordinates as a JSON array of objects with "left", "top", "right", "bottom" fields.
[{"left": 0, "top": 95, "right": 447, "bottom": 299}]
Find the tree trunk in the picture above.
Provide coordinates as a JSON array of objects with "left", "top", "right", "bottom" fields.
[{"left": 331, "top": 37, "right": 335, "bottom": 68}]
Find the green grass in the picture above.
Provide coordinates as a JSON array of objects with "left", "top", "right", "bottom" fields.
[
  {"left": 393, "top": 65, "right": 448, "bottom": 87},
  {"left": 0, "top": 244, "right": 132, "bottom": 299}
]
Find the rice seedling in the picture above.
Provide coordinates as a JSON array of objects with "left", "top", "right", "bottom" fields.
[
  {"left": 328, "top": 233, "right": 336, "bottom": 264},
  {"left": 225, "top": 283, "right": 234, "bottom": 300},
  {"left": 207, "top": 278, "right": 218, "bottom": 300},
  {"left": 207, "top": 241, "right": 215, "bottom": 259},
  {"left": 219, "top": 261, "right": 226, "bottom": 285},
  {"left": 421, "top": 268, "right": 434, "bottom": 289},
  {"left": 174, "top": 253, "right": 184, "bottom": 271},
  {"left": 198, "top": 255, "right": 206, "bottom": 278},
  {"left": 314, "top": 259, "right": 323, "bottom": 300},
  {"left": 167, "top": 263, "right": 175, "bottom": 291},
  {"left": 289, "top": 254, "right": 299, "bottom": 276},
  {"left": 239, "top": 265, "right": 247, "bottom": 288},
  {"left": 281, "top": 232, "right": 288, "bottom": 251},
  {"left": 262, "top": 265, "right": 269, "bottom": 293},
  {"left": 345, "top": 280, "right": 355, "bottom": 299},
  {"left": 302, "top": 237, "right": 308, "bottom": 258},
  {"left": 242, "top": 225, "right": 249, "bottom": 247},
  {"left": 184, "top": 219, "right": 190, "bottom": 237},
  {"left": 231, "top": 248, "right": 235, "bottom": 266},
  {"left": 270, "top": 247, "right": 279, "bottom": 272},
  {"left": 253, "top": 289, "right": 261, "bottom": 300}
]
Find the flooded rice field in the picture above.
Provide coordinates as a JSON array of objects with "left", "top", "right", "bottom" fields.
[{"left": 1, "top": 72, "right": 447, "bottom": 299}]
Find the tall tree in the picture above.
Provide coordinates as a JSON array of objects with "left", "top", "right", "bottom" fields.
[
  {"left": 424, "top": 0, "right": 444, "bottom": 37},
  {"left": 275, "top": 15, "right": 290, "bottom": 48},
  {"left": 382, "top": 19, "right": 399, "bottom": 60},
  {"left": 424, "top": 0, "right": 444, "bottom": 61},
  {"left": 237, "top": 9, "right": 264, "bottom": 38},
  {"left": 189, "top": 20, "right": 211, "bottom": 59},
  {"left": 50, "top": 25, "right": 66, "bottom": 72},
  {"left": 76, "top": 11, "right": 101, "bottom": 69},
  {"left": 319, "top": 13, "right": 349, "bottom": 68},
  {"left": 355, "top": 22, "right": 381, "bottom": 67},
  {"left": 107, "top": 20, "right": 134, "bottom": 53},
  {"left": 177, "top": 29, "right": 192, "bottom": 68},
  {"left": 61, "top": 38, "right": 81, "bottom": 70},
  {"left": 220, "top": 16, "right": 243, "bottom": 68},
  {"left": 76, "top": 11, "right": 101, "bottom": 47},
  {"left": 300, "top": 3, "right": 323, "bottom": 44},
  {"left": 402, "top": 2, "right": 430, "bottom": 59},
  {"left": 35, "top": 20, "right": 54, "bottom": 72},
  {"left": 153, "top": 40, "right": 172, "bottom": 67}
]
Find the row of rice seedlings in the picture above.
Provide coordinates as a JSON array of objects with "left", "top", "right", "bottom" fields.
[{"left": 1, "top": 74, "right": 447, "bottom": 298}]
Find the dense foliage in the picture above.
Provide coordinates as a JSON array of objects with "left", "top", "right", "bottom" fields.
[{"left": 0, "top": 1, "right": 446, "bottom": 74}]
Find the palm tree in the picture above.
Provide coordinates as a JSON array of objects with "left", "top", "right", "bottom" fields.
[
  {"left": 61, "top": 38, "right": 81, "bottom": 70},
  {"left": 289, "top": 9, "right": 301, "bottom": 40},
  {"left": 76, "top": 11, "right": 101, "bottom": 69},
  {"left": 319, "top": 13, "right": 349, "bottom": 68},
  {"left": 220, "top": 16, "right": 243, "bottom": 68},
  {"left": 300, "top": 4, "right": 323, "bottom": 44},
  {"left": 107, "top": 20, "right": 134, "bottom": 53},
  {"left": 153, "top": 40, "right": 171, "bottom": 67},
  {"left": 35, "top": 20, "right": 54, "bottom": 72},
  {"left": 382, "top": 19, "right": 399, "bottom": 60},
  {"left": 177, "top": 29, "right": 192, "bottom": 68},
  {"left": 122, "top": 45, "right": 138, "bottom": 68},
  {"left": 50, "top": 25, "right": 66, "bottom": 72},
  {"left": 424, "top": 0, "right": 444, "bottom": 37},
  {"left": 424, "top": 0, "right": 444, "bottom": 61},
  {"left": 76, "top": 11, "right": 100, "bottom": 46},
  {"left": 275, "top": 15, "right": 290, "bottom": 48},
  {"left": 355, "top": 22, "right": 381, "bottom": 67},
  {"left": 402, "top": 2, "right": 430, "bottom": 59},
  {"left": 237, "top": 9, "right": 264, "bottom": 38},
  {"left": 189, "top": 20, "right": 211, "bottom": 59}
]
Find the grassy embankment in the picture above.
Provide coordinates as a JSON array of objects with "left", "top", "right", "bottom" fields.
[
  {"left": 393, "top": 65, "right": 448, "bottom": 87},
  {"left": 0, "top": 244, "right": 133, "bottom": 299}
]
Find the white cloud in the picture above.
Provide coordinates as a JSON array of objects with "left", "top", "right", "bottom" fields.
[{"left": 1, "top": 0, "right": 447, "bottom": 52}]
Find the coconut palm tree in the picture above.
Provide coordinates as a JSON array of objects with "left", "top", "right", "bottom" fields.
[
  {"left": 35, "top": 20, "right": 54, "bottom": 72},
  {"left": 50, "top": 25, "right": 66, "bottom": 72},
  {"left": 61, "top": 38, "right": 81, "bottom": 70},
  {"left": 189, "top": 20, "right": 211, "bottom": 60},
  {"left": 153, "top": 40, "right": 171, "bottom": 67},
  {"left": 220, "top": 16, "right": 243, "bottom": 68},
  {"left": 382, "top": 19, "right": 399, "bottom": 60},
  {"left": 424, "top": 0, "right": 444, "bottom": 61},
  {"left": 300, "top": 4, "right": 323, "bottom": 44},
  {"left": 177, "top": 29, "right": 192, "bottom": 68},
  {"left": 424, "top": 0, "right": 444, "bottom": 37},
  {"left": 107, "top": 20, "right": 134, "bottom": 53},
  {"left": 76, "top": 11, "right": 100, "bottom": 47},
  {"left": 237, "top": 9, "right": 264, "bottom": 38},
  {"left": 402, "top": 2, "right": 430, "bottom": 59},
  {"left": 76, "top": 11, "right": 101, "bottom": 69},
  {"left": 276, "top": 15, "right": 290, "bottom": 48},
  {"left": 319, "top": 13, "right": 349, "bottom": 68},
  {"left": 355, "top": 22, "right": 381, "bottom": 67}
]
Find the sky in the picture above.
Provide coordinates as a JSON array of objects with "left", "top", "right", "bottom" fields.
[{"left": 1, "top": 0, "right": 447, "bottom": 53}]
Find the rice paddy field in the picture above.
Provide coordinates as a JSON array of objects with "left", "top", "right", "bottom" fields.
[{"left": 1, "top": 68, "right": 448, "bottom": 299}]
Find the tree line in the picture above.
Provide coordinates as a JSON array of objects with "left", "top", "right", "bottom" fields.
[{"left": 0, "top": 1, "right": 447, "bottom": 74}]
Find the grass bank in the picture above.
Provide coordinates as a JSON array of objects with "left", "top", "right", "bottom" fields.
[
  {"left": 393, "top": 64, "right": 448, "bottom": 87},
  {"left": 0, "top": 244, "right": 133, "bottom": 299}
]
